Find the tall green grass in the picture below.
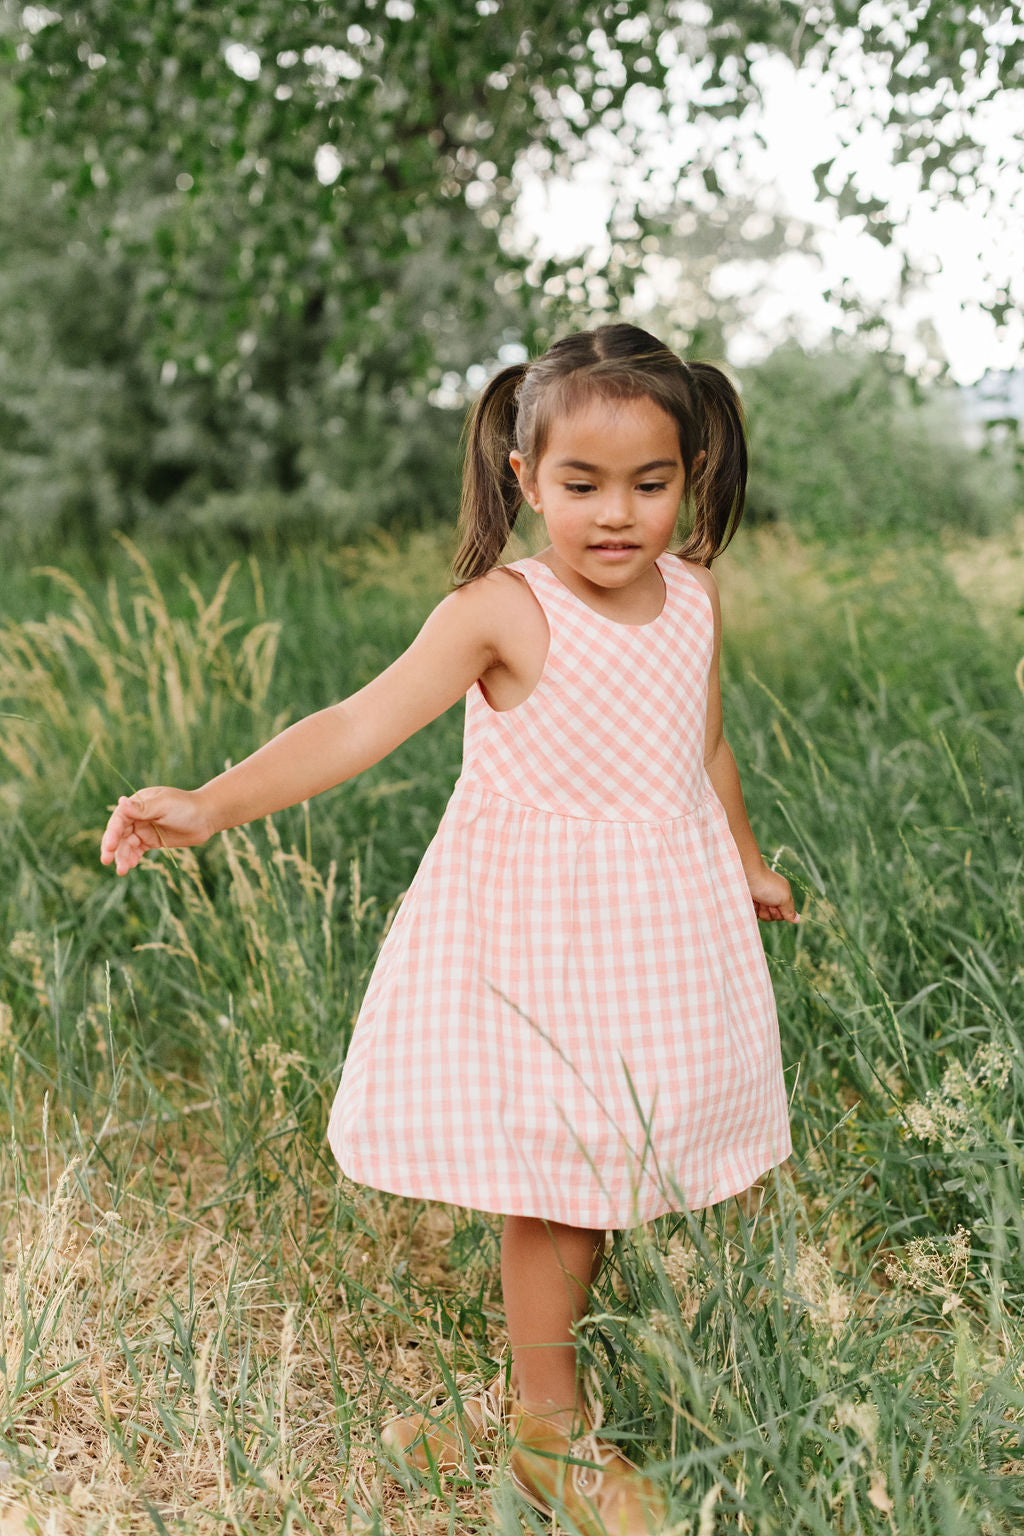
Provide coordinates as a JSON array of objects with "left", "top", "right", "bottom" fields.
[{"left": 1, "top": 521, "right": 1023, "bottom": 1533}]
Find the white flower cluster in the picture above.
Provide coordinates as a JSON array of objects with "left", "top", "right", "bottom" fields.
[{"left": 901, "top": 1042, "right": 1013, "bottom": 1151}]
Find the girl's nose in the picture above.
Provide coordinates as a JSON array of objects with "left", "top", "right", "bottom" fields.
[{"left": 597, "top": 492, "right": 633, "bottom": 525}]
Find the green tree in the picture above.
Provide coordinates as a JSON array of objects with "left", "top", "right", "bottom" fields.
[
  {"left": 4, "top": 1, "right": 684, "bottom": 385},
  {"left": 5, "top": 0, "right": 1020, "bottom": 383},
  {"left": 740, "top": 341, "right": 1012, "bottom": 540},
  {"left": 2, "top": 2, "right": 1019, "bottom": 545},
  {"left": 0, "top": 79, "right": 517, "bottom": 545}
]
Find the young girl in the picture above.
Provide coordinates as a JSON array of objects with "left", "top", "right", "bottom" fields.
[{"left": 101, "top": 324, "right": 797, "bottom": 1535}]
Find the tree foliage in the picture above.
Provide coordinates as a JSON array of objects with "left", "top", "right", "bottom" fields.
[
  {"left": 1, "top": 2, "right": 1019, "bottom": 545},
  {"left": 5, "top": 0, "right": 686, "bottom": 382},
  {"left": 741, "top": 342, "right": 1013, "bottom": 541},
  {"left": 5, "top": 0, "right": 1021, "bottom": 384}
]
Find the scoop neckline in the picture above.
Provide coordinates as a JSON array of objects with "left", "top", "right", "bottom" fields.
[{"left": 523, "top": 553, "right": 671, "bottom": 630}]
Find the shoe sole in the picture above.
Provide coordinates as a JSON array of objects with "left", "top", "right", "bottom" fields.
[
  {"left": 508, "top": 1469, "right": 552, "bottom": 1515},
  {"left": 508, "top": 1467, "right": 669, "bottom": 1533}
]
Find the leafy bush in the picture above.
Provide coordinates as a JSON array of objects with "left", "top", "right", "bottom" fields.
[{"left": 741, "top": 342, "right": 1016, "bottom": 540}]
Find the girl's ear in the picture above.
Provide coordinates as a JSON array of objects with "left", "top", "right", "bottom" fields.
[
  {"left": 685, "top": 448, "right": 706, "bottom": 490},
  {"left": 509, "top": 451, "right": 541, "bottom": 512}
]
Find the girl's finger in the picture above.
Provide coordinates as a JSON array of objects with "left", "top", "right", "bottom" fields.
[{"left": 103, "top": 800, "right": 140, "bottom": 856}]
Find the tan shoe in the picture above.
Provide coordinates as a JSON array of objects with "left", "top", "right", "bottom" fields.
[
  {"left": 507, "top": 1393, "right": 669, "bottom": 1535},
  {"left": 380, "top": 1366, "right": 509, "bottom": 1478}
]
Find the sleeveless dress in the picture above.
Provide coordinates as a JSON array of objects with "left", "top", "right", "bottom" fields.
[{"left": 327, "top": 552, "right": 792, "bottom": 1229}]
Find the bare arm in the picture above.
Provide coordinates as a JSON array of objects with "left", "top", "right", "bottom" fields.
[
  {"left": 100, "top": 576, "right": 501, "bottom": 874},
  {"left": 196, "top": 581, "right": 497, "bottom": 830},
  {"left": 691, "top": 565, "right": 769, "bottom": 877},
  {"left": 683, "top": 561, "right": 799, "bottom": 923},
  {"left": 705, "top": 741, "right": 767, "bottom": 875}
]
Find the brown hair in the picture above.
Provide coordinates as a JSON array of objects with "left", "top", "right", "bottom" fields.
[{"left": 450, "top": 323, "right": 748, "bottom": 586}]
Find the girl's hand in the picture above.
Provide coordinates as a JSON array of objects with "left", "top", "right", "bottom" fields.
[
  {"left": 745, "top": 863, "right": 800, "bottom": 924},
  {"left": 100, "top": 788, "right": 212, "bottom": 876}
]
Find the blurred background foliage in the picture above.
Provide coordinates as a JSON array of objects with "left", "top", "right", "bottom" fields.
[{"left": 0, "top": 0, "right": 1020, "bottom": 557}]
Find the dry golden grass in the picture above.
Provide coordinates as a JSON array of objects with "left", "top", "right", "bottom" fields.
[
  {"left": 0, "top": 1121, "right": 517, "bottom": 1533},
  {"left": 940, "top": 511, "right": 1024, "bottom": 645}
]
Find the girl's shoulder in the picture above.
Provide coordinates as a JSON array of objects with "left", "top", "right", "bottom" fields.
[
  {"left": 454, "top": 561, "right": 547, "bottom": 669},
  {"left": 460, "top": 560, "right": 536, "bottom": 606},
  {"left": 448, "top": 561, "right": 532, "bottom": 606},
  {"left": 670, "top": 553, "right": 718, "bottom": 601},
  {"left": 468, "top": 559, "right": 549, "bottom": 611},
  {"left": 669, "top": 552, "right": 716, "bottom": 591}
]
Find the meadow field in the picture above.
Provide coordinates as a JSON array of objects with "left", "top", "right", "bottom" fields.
[{"left": 1, "top": 517, "right": 1023, "bottom": 1535}]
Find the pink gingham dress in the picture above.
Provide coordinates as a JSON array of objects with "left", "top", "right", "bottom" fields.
[{"left": 328, "top": 551, "right": 792, "bottom": 1228}]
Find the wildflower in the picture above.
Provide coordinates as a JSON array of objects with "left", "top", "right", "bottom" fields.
[{"left": 900, "top": 1044, "right": 1012, "bottom": 1152}]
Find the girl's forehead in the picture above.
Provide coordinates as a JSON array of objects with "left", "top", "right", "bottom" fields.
[{"left": 540, "top": 392, "right": 680, "bottom": 459}]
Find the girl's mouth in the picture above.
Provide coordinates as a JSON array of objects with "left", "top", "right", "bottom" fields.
[{"left": 591, "top": 545, "right": 639, "bottom": 561}]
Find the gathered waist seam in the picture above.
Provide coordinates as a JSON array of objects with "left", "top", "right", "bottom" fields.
[{"left": 452, "top": 779, "right": 717, "bottom": 826}]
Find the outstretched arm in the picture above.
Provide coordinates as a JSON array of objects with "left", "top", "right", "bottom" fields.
[
  {"left": 100, "top": 578, "right": 500, "bottom": 875},
  {"left": 684, "top": 561, "right": 799, "bottom": 925}
]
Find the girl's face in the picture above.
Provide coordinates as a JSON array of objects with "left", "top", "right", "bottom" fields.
[{"left": 510, "top": 392, "right": 696, "bottom": 589}]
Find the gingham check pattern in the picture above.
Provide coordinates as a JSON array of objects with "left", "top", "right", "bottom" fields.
[{"left": 328, "top": 553, "right": 793, "bottom": 1227}]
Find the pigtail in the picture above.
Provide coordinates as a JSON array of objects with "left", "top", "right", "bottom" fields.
[
  {"left": 677, "top": 362, "right": 748, "bottom": 568},
  {"left": 450, "top": 363, "right": 527, "bottom": 587}
]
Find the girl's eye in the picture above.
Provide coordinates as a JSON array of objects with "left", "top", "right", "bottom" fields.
[{"left": 563, "top": 480, "right": 669, "bottom": 494}]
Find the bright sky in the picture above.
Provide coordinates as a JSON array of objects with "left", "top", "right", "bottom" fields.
[{"left": 516, "top": 47, "right": 1023, "bottom": 387}]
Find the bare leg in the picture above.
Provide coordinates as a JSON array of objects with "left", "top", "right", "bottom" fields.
[{"left": 501, "top": 1216, "right": 605, "bottom": 1429}]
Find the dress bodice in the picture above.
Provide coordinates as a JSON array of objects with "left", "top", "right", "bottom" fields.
[{"left": 458, "top": 552, "right": 715, "bottom": 822}]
